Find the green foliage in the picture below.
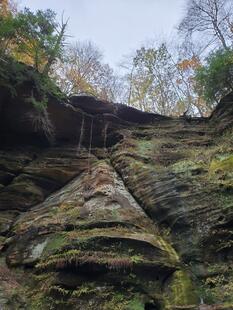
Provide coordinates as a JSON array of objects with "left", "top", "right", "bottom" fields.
[
  {"left": 195, "top": 49, "right": 233, "bottom": 104},
  {"left": 0, "top": 7, "right": 68, "bottom": 143},
  {"left": 103, "top": 293, "right": 130, "bottom": 310},
  {"left": 166, "top": 270, "right": 198, "bottom": 307},
  {"left": 126, "top": 297, "right": 144, "bottom": 310},
  {"left": 43, "top": 234, "right": 68, "bottom": 256},
  {"left": 127, "top": 42, "right": 205, "bottom": 116},
  {"left": 129, "top": 43, "right": 178, "bottom": 115},
  {"left": 130, "top": 255, "right": 143, "bottom": 264},
  {"left": 209, "top": 154, "right": 233, "bottom": 188},
  {"left": 197, "top": 265, "right": 233, "bottom": 304},
  {"left": 0, "top": 58, "right": 24, "bottom": 96},
  {"left": 171, "top": 159, "right": 205, "bottom": 177},
  {"left": 0, "top": 8, "right": 67, "bottom": 74},
  {"left": 0, "top": 11, "right": 23, "bottom": 51},
  {"left": 0, "top": 6, "right": 67, "bottom": 110},
  {"left": 0, "top": 56, "right": 64, "bottom": 143},
  {"left": 0, "top": 56, "right": 65, "bottom": 102},
  {"left": 0, "top": 6, "right": 67, "bottom": 145}
]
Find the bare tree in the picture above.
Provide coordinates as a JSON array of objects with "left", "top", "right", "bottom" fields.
[
  {"left": 54, "top": 41, "right": 121, "bottom": 101},
  {"left": 178, "top": 0, "right": 233, "bottom": 50}
]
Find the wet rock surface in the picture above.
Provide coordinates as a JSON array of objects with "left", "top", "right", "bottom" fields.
[{"left": 0, "top": 91, "right": 233, "bottom": 309}]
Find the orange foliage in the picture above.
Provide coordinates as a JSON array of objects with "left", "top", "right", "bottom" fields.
[
  {"left": 0, "top": 0, "right": 17, "bottom": 16},
  {"left": 177, "top": 56, "right": 201, "bottom": 71},
  {"left": 0, "top": 0, "right": 9, "bottom": 16}
]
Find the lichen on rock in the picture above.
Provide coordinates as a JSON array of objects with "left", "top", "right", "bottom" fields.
[{"left": 0, "top": 79, "right": 233, "bottom": 309}]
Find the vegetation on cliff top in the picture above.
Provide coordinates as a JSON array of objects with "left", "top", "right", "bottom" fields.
[{"left": 1, "top": 0, "right": 233, "bottom": 117}]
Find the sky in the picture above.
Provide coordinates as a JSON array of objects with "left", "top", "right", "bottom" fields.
[{"left": 19, "top": 0, "right": 187, "bottom": 69}]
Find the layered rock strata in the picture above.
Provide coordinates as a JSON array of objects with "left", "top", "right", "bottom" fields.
[{"left": 0, "top": 86, "right": 233, "bottom": 309}]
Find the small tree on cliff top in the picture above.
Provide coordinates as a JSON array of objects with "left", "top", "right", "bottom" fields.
[{"left": 0, "top": 6, "right": 67, "bottom": 75}]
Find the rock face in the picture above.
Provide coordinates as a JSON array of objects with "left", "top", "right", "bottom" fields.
[{"left": 0, "top": 84, "right": 233, "bottom": 309}]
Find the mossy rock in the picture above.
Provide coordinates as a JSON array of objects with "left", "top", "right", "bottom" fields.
[
  {"left": 42, "top": 234, "right": 68, "bottom": 256},
  {"left": 198, "top": 264, "right": 233, "bottom": 305},
  {"left": 209, "top": 154, "right": 233, "bottom": 188},
  {"left": 171, "top": 160, "right": 205, "bottom": 176},
  {"left": 209, "top": 155, "right": 233, "bottom": 174},
  {"left": 165, "top": 270, "right": 198, "bottom": 308}
]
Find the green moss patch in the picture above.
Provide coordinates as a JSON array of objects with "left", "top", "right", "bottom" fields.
[
  {"left": 165, "top": 270, "right": 198, "bottom": 308},
  {"left": 171, "top": 160, "right": 205, "bottom": 176},
  {"left": 209, "top": 155, "right": 233, "bottom": 174},
  {"left": 209, "top": 154, "right": 233, "bottom": 188}
]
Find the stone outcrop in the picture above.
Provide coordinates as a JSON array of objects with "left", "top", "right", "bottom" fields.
[{"left": 0, "top": 82, "right": 233, "bottom": 309}]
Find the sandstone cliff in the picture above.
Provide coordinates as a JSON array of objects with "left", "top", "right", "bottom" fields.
[{"left": 0, "top": 75, "right": 233, "bottom": 309}]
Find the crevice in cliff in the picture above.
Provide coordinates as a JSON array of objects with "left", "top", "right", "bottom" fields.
[
  {"left": 87, "top": 117, "right": 94, "bottom": 175},
  {"left": 77, "top": 111, "right": 85, "bottom": 154},
  {"left": 0, "top": 150, "right": 41, "bottom": 189},
  {"left": 102, "top": 117, "right": 111, "bottom": 154},
  {"left": 63, "top": 220, "right": 141, "bottom": 231}
]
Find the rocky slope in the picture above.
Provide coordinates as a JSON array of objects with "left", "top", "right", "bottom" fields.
[{"left": 0, "top": 80, "right": 233, "bottom": 309}]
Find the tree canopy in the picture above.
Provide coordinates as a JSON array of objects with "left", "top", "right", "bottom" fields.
[
  {"left": 195, "top": 48, "right": 233, "bottom": 103},
  {"left": 178, "top": 0, "right": 233, "bottom": 50},
  {"left": 1, "top": 0, "right": 233, "bottom": 116},
  {"left": 0, "top": 5, "right": 67, "bottom": 75}
]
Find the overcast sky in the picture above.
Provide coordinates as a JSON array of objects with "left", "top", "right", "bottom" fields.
[{"left": 19, "top": 0, "right": 187, "bottom": 69}]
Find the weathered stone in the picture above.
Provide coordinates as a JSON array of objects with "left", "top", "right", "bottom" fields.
[{"left": 0, "top": 81, "right": 233, "bottom": 308}]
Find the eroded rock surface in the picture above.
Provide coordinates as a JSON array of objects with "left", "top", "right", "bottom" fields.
[{"left": 0, "top": 89, "right": 233, "bottom": 309}]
